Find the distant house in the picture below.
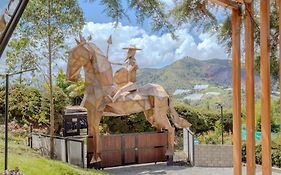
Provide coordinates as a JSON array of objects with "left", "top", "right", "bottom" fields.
[
  {"left": 173, "top": 89, "right": 190, "bottom": 95},
  {"left": 184, "top": 94, "right": 204, "bottom": 101},
  {"left": 194, "top": 84, "right": 209, "bottom": 91},
  {"left": 205, "top": 92, "right": 221, "bottom": 97}
]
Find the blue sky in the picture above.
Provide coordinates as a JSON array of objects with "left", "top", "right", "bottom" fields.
[
  {"left": 79, "top": 0, "right": 153, "bottom": 33},
  {"left": 77, "top": 0, "right": 228, "bottom": 69},
  {"left": 0, "top": 0, "right": 9, "bottom": 15},
  {"left": 0, "top": 0, "right": 229, "bottom": 72}
]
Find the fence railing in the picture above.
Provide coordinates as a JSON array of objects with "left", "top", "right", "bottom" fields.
[
  {"left": 29, "top": 133, "right": 85, "bottom": 168},
  {"left": 183, "top": 128, "right": 194, "bottom": 166}
]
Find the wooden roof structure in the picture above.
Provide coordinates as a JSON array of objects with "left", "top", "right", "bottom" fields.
[
  {"left": 0, "top": 0, "right": 29, "bottom": 58},
  {"left": 207, "top": 0, "right": 272, "bottom": 174}
]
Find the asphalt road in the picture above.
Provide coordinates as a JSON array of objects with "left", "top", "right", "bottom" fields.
[{"left": 105, "top": 163, "right": 281, "bottom": 175}]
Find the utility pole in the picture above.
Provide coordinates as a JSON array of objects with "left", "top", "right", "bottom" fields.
[
  {"left": 1, "top": 68, "right": 36, "bottom": 171},
  {"left": 216, "top": 103, "right": 224, "bottom": 144},
  {"left": 4, "top": 73, "right": 8, "bottom": 171}
]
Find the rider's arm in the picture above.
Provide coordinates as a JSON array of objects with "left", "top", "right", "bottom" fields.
[{"left": 109, "top": 61, "right": 123, "bottom": 66}]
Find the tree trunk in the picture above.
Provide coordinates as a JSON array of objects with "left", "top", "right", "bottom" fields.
[
  {"left": 19, "top": 63, "right": 23, "bottom": 84},
  {"left": 48, "top": 0, "right": 55, "bottom": 159}
]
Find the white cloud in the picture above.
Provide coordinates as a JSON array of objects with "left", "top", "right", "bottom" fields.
[{"left": 81, "top": 22, "right": 227, "bottom": 69}]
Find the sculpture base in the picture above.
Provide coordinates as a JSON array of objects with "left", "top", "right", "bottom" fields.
[{"left": 167, "top": 155, "right": 174, "bottom": 166}]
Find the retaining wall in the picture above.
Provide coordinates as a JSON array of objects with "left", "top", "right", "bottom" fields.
[{"left": 194, "top": 144, "right": 233, "bottom": 167}]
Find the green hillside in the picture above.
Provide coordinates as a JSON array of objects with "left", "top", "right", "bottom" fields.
[
  {"left": 137, "top": 57, "right": 244, "bottom": 93},
  {"left": 0, "top": 131, "right": 106, "bottom": 175}
]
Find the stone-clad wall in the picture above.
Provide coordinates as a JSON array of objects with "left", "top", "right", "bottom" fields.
[{"left": 194, "top": 144, "right": 233, "bottom": 167}]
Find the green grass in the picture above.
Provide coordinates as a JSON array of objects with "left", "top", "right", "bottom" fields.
[{"left": 0, "top": 132, "right": 108, "bottom": 175}]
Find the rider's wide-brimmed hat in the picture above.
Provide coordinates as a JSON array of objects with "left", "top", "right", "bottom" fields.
[{"left": 122, "top": 45, "right": 142, "bottom": 50}]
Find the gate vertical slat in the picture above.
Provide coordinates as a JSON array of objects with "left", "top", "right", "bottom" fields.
[
  {"left": 135, "top": 134, "right": 138, "bottom": 163},
  {"left": 65, "top": 138, "right": 68, "bottom": 163},
  {"left": 121, "top": 135, "right": 125, "bottom": 165},
  {"left": 81, "top": 140, "right": 84, "bottom": 168}
]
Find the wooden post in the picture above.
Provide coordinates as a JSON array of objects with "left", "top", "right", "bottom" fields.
[
  {"left": 279, "top": 0, "right": 281, "bottom": 138},
  {"left": 245, "top": 2, "right": 255, "bottom": 175},
  {"left": 231, "top": 8, "right": 242, "bottom": 175},
  {"left": 260, "top": 0, "right": 272, "bottom": 174}
]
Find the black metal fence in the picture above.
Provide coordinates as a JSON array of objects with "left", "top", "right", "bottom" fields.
[{"left": 29, "top": 133, "right": 85, "bottom": 168}]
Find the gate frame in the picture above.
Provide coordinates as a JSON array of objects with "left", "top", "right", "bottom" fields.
[{"left": 87, "top": 131, "right": 169, "bottom": 169}]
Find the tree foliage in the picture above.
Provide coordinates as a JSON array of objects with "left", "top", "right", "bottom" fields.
[
  {"left": 6, "top": 1, "right": 85, "bottom": 151},
  {"left": 174, "top": 102, "right": 233, "bottom": 134},
  {"left": 89, "top": 0, "right": 176, "bottom": 35},
  {"left": 7, "top": 0, "right": 85, "bottom": 79},
  {"left": 216, "top": 1, "right": 280, "bottom": 79},
  {"left": 0, "top": 85, "right": 43, "bottom": 124},
  {"left": 0, "top": 83, "right": 69, "bottom": 127},
  {"left": 170, "top": 0, "right": 218, "bottom": 31}
]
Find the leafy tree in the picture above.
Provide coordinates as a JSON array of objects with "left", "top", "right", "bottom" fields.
[
  {"left": 6, "top": 37, "right": 37, "bottom": 84},
  {"left": 0, "top": 85, "right": 44, "bottom": 124},
  {"left": 40, "top": 83, "right": 70, "bottom": 134},
  {"left": 0, "top": 83, "right": 70, "bottom": 130},
  {"left": 215, "top": 1, "right": 280, "bottom": 80},
  {"left": 66, "top": 78, "right": 85, "bottom": 105},
  {"left": 174, "top": 102, "right": 233, "bottom": 134},
  {"left": 55, "top": 68, "right": 71, "bottom": 93},
  {"left": 10, "top": 0, "right": 84, "bottom": 158},
  {"left": 170, "top": 0, "right": 218, "bottom": 30},
  {"left": 55, "top": 68, "right": 84, "bottom": 105},
  {"left": 102, "top": 113, "right": 155, "bottom": 134},
  {"left": 89, "top": 0, "right": 176, "bottom": 35}
]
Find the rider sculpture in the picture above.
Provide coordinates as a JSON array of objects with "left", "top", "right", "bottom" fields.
[
  {"left": 112, "top": 45, "right": 141, "bottom": 101},
  {"left": 66, "top": 35, "right": 191, "bottom": 166},
  {"left": 114, "top": 45, "right": 140, "bottom": 86}
]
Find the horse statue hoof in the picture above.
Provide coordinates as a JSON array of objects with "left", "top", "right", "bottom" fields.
[
  {"left": 165, "top": 150, "right": 173, "bottom": 156},
  {"left": 90, "top": 156, "right": 102, "bottom": 164}
]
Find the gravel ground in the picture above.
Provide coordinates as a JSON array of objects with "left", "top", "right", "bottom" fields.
[{"left": 105, "top": 163, "right": 281, "bottom": 175}]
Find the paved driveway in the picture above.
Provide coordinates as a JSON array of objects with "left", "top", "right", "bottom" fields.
[{"left": 105, "top": 163, "right": 281, "bottom": 175}]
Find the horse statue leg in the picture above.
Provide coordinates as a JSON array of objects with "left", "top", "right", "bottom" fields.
[
  {"left": 86, "top": 107, "right": 102, "bottom": 166},
  {"left": 146, "top": 97, "right": 175, "bottom": 156}
]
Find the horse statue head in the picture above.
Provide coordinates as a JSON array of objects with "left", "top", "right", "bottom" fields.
[{"left": 66, "top": 35, "right": 114, "bottom": 87}]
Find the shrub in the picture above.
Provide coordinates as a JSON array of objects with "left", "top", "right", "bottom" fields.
[
  {"left": 0, "top": 85, "right": 43, "bottom": 124},
  {"left": 40, "top": 85, "right": 70, "bottom": 131},
  {"left": 174, "top": 103, "right": 233, "bottom": 134},
  {"left": 242, "top": 141, "right": 281, "bottom": 168},
  {"left": 102, "top": 113, "right": 155, "bottom": 134},
  {"left": 0, "top": 84, "right": 70, "bottom": 130}
]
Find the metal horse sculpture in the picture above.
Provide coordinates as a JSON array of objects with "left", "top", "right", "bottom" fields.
[{"left": 66, "top": 37, "right": 191, "bottom": 165}]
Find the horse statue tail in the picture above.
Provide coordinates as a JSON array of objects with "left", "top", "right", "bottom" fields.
[{"left": 168, "top": 98, "right": 192, "bottom": 128}]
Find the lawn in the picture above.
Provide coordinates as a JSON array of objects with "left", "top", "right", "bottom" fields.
[{"left": 0, "top": 130, "right": 108, "bottom": 175}]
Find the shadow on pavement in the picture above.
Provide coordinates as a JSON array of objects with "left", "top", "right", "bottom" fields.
[{"left": 105, "top": 162, "right": 190, "bottom": 175}]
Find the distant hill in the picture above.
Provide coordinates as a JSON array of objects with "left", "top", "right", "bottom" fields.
[{"left": 137, "top": 57, "right": 246, "bottom": 93}]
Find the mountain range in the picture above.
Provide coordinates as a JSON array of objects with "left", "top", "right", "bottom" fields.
[{"left": 137, "top": 57, "right": 246, "bottom": 93}]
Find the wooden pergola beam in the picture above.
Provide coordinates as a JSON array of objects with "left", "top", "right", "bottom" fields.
[
  {"left": 208, "top": 0, "right": 239, "bottom": 9},
  {"left": 231, "top": 8, "right": 242, "bottom": 175},
  {"left": 260, "top": 0, "right": 272, "bottom": 174},
  {"left": 278, "top": 1, "right": 281, "bottom": 173},
  {"left": 245, "top": 2, "right": 255, "bottom": 175}
]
